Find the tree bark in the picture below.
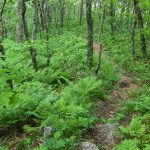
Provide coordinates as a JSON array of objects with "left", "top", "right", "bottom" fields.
[
  {"left": 133, "top": 0, "right": 147, "bottom": 57},
  {"left": 0, "top": 0, "right": 13, "bottom": 89},
  {"left": 79, "top": 0, "right": 83, "bottom": 25},
  {"left": 86, "top": 0, "right": 93, "bottom": 68},
  {"left": 0, "top": 0, "right": 7, "bottom": 41},
  {"left": 131, "top": 19, "right": 136, "bottom": 55},
  {"left": 32, "top": 0, "right": 39, "bottom": 40},
  {"left": 29, "top": 47, "right": 38, "bottom": 72},
  {"left": 110, "top": 0, "right": 115, "bottom": 36},
  {"left": 30, "top": 0, "right": 38, "bottom": 72},
  {"left": 16, "top": 0, "right": 29, "bottom": 42},
  {"left": 126, "top": 2, "right": 131, "bottom": 29},
  {"left": 45, "top": 6, "right": 52, "bottom": 67},
  {"left": 39, "top": 0, "right": 45, "bottom": 31},
  {"left": 95, "top": 0, "right": 104, "bottom": 77},
  {"left": 0, "top": 44, "right": 5, "bottom": 60},
  {"left": 59, "top": 0, "right": 65, "bottom": 28}
]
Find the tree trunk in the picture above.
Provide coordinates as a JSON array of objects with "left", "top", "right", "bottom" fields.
[
  {"left": 86, "top": 0, "right": 93, "bottom": 68},
  {"left": 79, "top": 0, "right": 83, "bottom": 25},
  {"left": 118, "top": 2, "right": 125, "bottom": 29},
  {"left": 131, "top": 19, "right": 136, "bottom": 55},
  {"left": 133, "top": 0, "right": 147, "bottom": 57},
  {"left": 110, "top": 0, "right": 115, "bottom": 36},
  {"left": 29, "top": 47, "right": 38, "bottom": 72},
  {"left": 0, "top": 0, "right": 7, "bottom": 41},
  {"left": 0, "top": 44, "right": 5, "bottom": 60},
  {"left": 95, "top": 0, "right": 104, "bottom": 77},
  {"left": 47, "top": 6, "right": 52, "bottom": 32},
  {"left": 39, "top": 0, "right": 45, "bottom": 31},
  {"left": 16, "top": 0, "right": 29, "bottom": 42},
  {"left": 126, "top": 2, "right": 131, "bottom": 29},
  {"left": 30, "top": 0, "right": 38, "bottom": 72},
  {"left": 32, "top": 0, "right": 39, "bottom": 40},
  {"left": 44, "top": 4, "right": 52, "bottom": 67},
  {"left": 58, "top": 0, "right": 65, "bottom": 28},
  {"left": 0, "top": 0, "right": 13, "bottom": 89}
]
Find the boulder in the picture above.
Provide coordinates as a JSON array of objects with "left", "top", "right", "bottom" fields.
[
  {"left": 43, "top": 126, "right": 53, "bottom": 137},
  {"left": 81, "top": 141, "right": 99, "bottom": 150}
]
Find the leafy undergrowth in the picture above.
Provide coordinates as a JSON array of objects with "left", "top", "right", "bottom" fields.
[
  {"left": 0, "top": 32, "right": 117, "bottom": 149},
  {"left": 102, "top": 30, "right": 150, "bottom": 150},
  {"left": 62, "top": 19, "right": 150, "bottom": 149}
]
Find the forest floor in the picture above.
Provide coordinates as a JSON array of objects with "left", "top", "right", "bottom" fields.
[{"left": 83, "top": 42, "right": 139, "bottom": 150}]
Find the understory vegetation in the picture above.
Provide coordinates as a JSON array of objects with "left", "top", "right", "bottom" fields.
[
  {"left": 0, "top": 33, "right": 116, "bottom": 149},
  {"left": 0, "top": 0, "right": 150, "bottom": 150},
  {"left": 100, "top": 27, "right": 150, "bottom": 150}
]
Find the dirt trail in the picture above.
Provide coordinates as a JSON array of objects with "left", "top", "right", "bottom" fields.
[{"left": 86, "top": 42, "right": 139, "bottom": 150}]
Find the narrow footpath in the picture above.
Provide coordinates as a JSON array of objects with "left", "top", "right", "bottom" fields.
[{"left": 82, "top": 42, "right": 139, "bottom": 150}]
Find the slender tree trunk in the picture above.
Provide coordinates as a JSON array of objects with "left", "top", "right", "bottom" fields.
[
  {"left": 110, "top": 0, "right": 115, "bottom": 36},
  {"left": 0, "top": 0, "right": 7, "bottom": 16},
  {"left": 0, "top": 0, "right": 7, "bottom": 41},
  {"left": 86, "top": 0, "right": 93, "bottom": 68},
  {"left": 32, "top": 0, "right": 39, "bottom": 40},
  {"left": 45, "top": 4, "right": 52, "bottom": 67},
  {"left": 95, "top": 0, "right": 104, "bottom": 77},
  {"left": 30, "top": 0, "right": 38, "bottom": 72},
  {"left": 47, "top": 6, "right": 52, "bottom": 31},
  {"left": 79, "top": 0, "right": 83, "bottom": 25},
  {"left": 59, "top": 0, "right": 65, "bottom": 28},
  {"left": 2, "top": 18, "right": 7, "bottom": 38},
  {"left": 133, "top": 0, "right": 147, "bottom": 57},
  {"left": 39, "top": 0, "right": 45, "bottom": 31},
  {"left": 0, "top": 44, "right": 5, "bottom": 60},
  {"left": 131, "top": 19, "right": 136, "bottom": 55},
  {"left": 29, "top": 47, "right": 38, "bottom": 72},
  {"left": 126, "top": 2, "right": 131, "bottom": 29},
  {"left": 0, "top": 0, "right": 13, "bottom": 89},
  {"left": 118, "top": 3, "right": 125, "bottom": 30},
  {"left": 0, "top": 0, "right": 6, "bottom": 56}
]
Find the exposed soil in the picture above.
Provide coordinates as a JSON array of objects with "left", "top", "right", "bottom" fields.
[
  {"left": 85, "top": 42, "right": 139, "bottom": 150},
  {"left": 99, "top": 76, "right": 139, "bottom": 119}
]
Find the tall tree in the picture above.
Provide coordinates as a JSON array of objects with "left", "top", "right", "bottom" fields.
[
  {"left": 16, "top": 0, "right": 29, "bottom": 42},
  {"left": 59, "top": 0, "right": 65, "bottom": 28},
  {"left": 95, "top": 0, "right": 104, "bottom": 77},
  {"left": 0, "top": 0, "right": 7, "bottom": 57},
  {"left": 0, "top": 0, "right": 13, "bottom": 89},
  {"left": 32, "top": 0, "right": 39, "bottom": 40},
  {"left": 79, "top": 0, "right": 83, "bottom": 25},
  {"left": 133, "top": 0, "right": 147, "bottom": 57},
  {"left": 131, "top": 18, "right": 137, "bottom": 55},
  {"left": 86, "top": 0, "right": 93, "bottom": 68},
  {"left": 110, "top": 0, "right": 115, "bottom": 36},
  {"left": 29, "top": 0, "right": 38, "bottom": 72}
]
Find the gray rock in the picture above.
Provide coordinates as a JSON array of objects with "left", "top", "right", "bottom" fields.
[
  {"left": 43, "top": 126, "right": 53, "bottom": 137},
  {"left": 105, "top": 123, "right": 118, "bottom": 144},
  {"left": 93, "top": 123, "right": 119, "bottom": 147},
  {"left": 81, "top": 141, "right": 99, "bottom": 150}
]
